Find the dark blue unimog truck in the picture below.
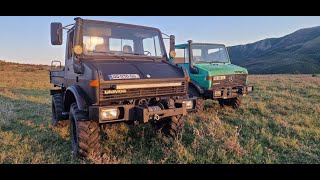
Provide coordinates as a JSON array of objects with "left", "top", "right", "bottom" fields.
[{"left": 49, "top": 17, "right": 197, "bottom": 158}]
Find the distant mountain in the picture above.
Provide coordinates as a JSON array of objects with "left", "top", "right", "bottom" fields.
[{"left": 228, "top": 26, "right": 320, "bottom": 74}]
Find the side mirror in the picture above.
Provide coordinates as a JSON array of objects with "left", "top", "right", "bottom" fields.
[
  {"left": 188, "top": 40, "right": 199, "bottom": 74},
  {"left": 51, "top": 22, "right": 63, "bottom": 45},
  {"left": 169, "top": 35, "right": 176, "bottom": 59}
]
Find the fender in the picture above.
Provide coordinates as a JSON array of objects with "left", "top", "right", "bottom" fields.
[
  {"left": 64, "top": 85, "right": 89, "bottom": 111},
  {"left": 163, "top": 59, "right": 188, "bottom": 77},
  {"left": 189, "top": 80, "right": 204, "bottom": 94}
]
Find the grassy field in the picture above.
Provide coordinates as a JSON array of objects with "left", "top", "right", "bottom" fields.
[{"left": 0, "top": 60, "right": 320, "bottom": 164}]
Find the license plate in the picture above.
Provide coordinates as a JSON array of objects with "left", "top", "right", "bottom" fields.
[{"left": 108, "top": 74, "right": 140, "bottom": 80}]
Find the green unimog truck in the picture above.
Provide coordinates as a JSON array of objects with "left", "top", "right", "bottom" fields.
[{"left": 171, "top": 40, "right": 253, "bottom": 111}]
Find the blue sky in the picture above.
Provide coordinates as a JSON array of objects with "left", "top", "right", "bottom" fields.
[{"left": 0, "top": 16, "right": 320, "bottom": 65}]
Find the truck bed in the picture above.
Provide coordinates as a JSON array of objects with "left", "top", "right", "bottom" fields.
[{"left": 50, "top": 68, "right": 64, "bottom": 87}]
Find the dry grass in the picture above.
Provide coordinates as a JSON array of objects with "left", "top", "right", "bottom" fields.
[
  {"left": 0, "top": 101, "right": 16, "bottom": 128},
  {"left": 0, "top": 61, "right": 319, "bottom": 164}
]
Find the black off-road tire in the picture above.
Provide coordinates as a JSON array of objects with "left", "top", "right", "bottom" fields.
[
  {"left": 188, "top": 85, "right": 204, "bottom": 113},
  {"left": 218, "top": 97, "right": 242, "bottom": 109},
  {"left": 188, "top": 85, "right": 201, "bottom": 98},
  {"left": 154, "top": 115, "right": 184, "bottom": 137},
  {"left": 69, "top": 103, "right": 101, "bottom": 158},
  {"left": 52, "top": 94, "right": 68, "bottom": 127},
  {"left": 194, "top": 98, "right": 204, "bottom": 113}
]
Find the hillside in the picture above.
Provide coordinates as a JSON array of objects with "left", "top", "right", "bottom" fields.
[
  {"left": 0, "top": 60, "right": 50, "bottom": 72},
  {"left": 228, "top": 26, "right": 320, "bottom": 74}
]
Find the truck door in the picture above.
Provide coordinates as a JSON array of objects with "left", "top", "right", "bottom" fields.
[{"left": 64, "top": 29, "right": 77, "bottom": 87}]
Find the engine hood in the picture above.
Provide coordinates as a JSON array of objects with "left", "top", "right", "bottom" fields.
[
  {"left": 85, "top": 60, "right": 185, "bottom": 81},
  {"left": 194, "top": 63, "right": 248, "bottom": 76}
]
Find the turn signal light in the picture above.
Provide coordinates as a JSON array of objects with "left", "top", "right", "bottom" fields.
[
  {"left": 206, "top": 76, "right": 213, "bottom": 80},
  {"left": 89, "top": 80, "right": 99, "bottom": 87}
]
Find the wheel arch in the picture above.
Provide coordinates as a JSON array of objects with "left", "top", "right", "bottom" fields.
[
  {"left": 64, "top": 85, "right": 89, "bottom": 112},
  {"left": 189, "top": 80, "right": 204, "bottom": 94}
]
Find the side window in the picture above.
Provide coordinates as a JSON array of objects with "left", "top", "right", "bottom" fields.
[
  {"left": 192, "top": 49, "right": 202, "bottom": 62},
  {"left": 185, "top": 48, "right": 189, "bottom": 63},
  {"left": 67, "top": 31, "right": 74, "bottom": 59},
  {"left": 175, "top": 49, "right": 186, "bottom": 64}
]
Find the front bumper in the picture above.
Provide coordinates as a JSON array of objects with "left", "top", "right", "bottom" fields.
[
  {"left": 89, "top": 98, "right": 196, "bottom": 124},
  {"left": 204, "top": 86, "right": 253, "bottom": 99},
  {"left": 175, "top": 97, "right": 198, "bottom": 113}
]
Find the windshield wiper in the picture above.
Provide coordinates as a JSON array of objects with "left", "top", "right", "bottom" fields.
[
  {"left": 209, "top": 61, "right": 226, "bottom": 64},
  {"left": 104, "top": 52, "right": 126, "bottom": 60},
  {"left": 122, "top": 52, "right": 156, "bottom": 61},
  {"left": 194, "top": 61, "right": 207, "bottom": 64},
  {"left": 141, "top": 56, "right": 156, "bottom": 61},
  {"left": 87, "top": 51, "right": 107, "bottom": 54},
  {"left": 122, "top": 52, "right": 144, "bottom": 56}
]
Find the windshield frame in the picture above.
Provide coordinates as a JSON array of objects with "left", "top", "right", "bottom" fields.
[
  {"left": 78, "top": 19, "right": 168, "bottom": 60},
  {"left": 190, "top": 43, "right": 231, "bottom": 64}
]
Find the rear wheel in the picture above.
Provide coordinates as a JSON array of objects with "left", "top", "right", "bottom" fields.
[
  {"left": 154, "top": 115, "right": 184, "bottom": 137},
  {"left": 218, "top": 97, "right": 242, "bottom": 109},
  {"left": 52, "top": 94, "right": 68, "bottom": 127},
  {"left": 188, "top": 86, "right": 204, "bottom": 113},
  {"left": 69, "top": 103, "right": 101, "bottom": 158}
]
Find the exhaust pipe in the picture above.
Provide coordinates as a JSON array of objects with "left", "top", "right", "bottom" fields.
[{"left": 188, "top": 40, "right": 199, "bottom": 74}]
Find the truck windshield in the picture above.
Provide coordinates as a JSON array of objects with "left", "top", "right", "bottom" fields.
[
  {"left": 82, "top": 22, "right": 164, "bottom": 58},
  {"left": 191, "top": 44, "right": 230, "bottom": 63}
]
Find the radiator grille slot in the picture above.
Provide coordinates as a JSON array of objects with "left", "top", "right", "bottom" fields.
[{"left": 100, "top": 82, "right": 186, "bottom": 101}]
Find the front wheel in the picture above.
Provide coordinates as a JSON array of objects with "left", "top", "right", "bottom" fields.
[
  {"left": 153, "top": 115, "right": 184, "bottom": 137},
  {"left": 69, "top": 103, "right": 101, "bottom": 158},
  {"left": 218, "top": 97, "right": 242, "bottom": 109},
  {"left": 188, "top": 86, "right": 204, "bottom": 113},
  {"left": 194, "top": 98, "right": 204, "bottom": 113}
]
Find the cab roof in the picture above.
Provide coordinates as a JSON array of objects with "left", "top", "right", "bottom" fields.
[
  {"left": 175, "top": 43, "right": 227, "bottom": 49},
  {"left": 81, "top": 18, "right": 162, "bottom": 32}
]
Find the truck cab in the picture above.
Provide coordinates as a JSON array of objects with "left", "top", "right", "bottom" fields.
[
  {"left": 172, "top": 41, "right": 253, "bottom": 110},
  {"left": 49, "top": 18, "right": 197, "bottom": 158}
]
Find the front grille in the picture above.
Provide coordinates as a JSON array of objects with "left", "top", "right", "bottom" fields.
[
  {"left": 100, "top": 82, "right": 186, "bottom": 101},
  {"left": 212, "top": 74, "right": 247, "bottom": 88}
]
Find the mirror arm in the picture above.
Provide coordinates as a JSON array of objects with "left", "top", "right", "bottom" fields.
[
  {"left": 162, "top": 32, "right": 170, "bottom": 38},
  {"left": 62, "top": 23, "right": 75, "bottom": 30},
  {"left": 56, "top": 23, "right": 75, "bottom": 34}
]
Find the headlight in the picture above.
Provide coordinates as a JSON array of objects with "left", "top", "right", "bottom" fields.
[
  {"left": 183, "top": 100, "right": 193, "bottom": 110},
  {"left": 214, "top": 91, "right": 222, "bottom": 97},
  {"left": 100, "top": 108, "right": 119, "bottom": 121}
]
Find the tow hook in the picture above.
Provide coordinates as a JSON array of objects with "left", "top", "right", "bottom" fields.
[{"left": 154, "top": 114, "right": 160, "bottom": 121}]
